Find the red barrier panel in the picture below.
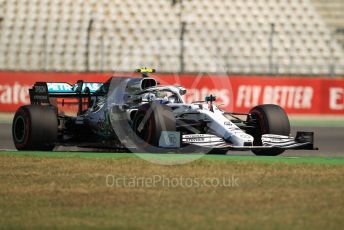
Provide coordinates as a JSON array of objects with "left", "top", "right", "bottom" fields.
[
  {"left": 0, "top": 71, "right": 343, "bottom": 114},
  {"left": 228, "top": 77, "right": 322, "bottom": 114},
  {"left": 322, "top": 79, "right": 344, "bottom": 114}
]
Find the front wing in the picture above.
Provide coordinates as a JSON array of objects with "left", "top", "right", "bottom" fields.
[{"left": 182, "top": 132, "right": 317, "bottom": 151}]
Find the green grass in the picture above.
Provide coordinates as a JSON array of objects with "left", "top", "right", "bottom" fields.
[{"left": 0, "top": 151, "right": 344, "bottom": 229}]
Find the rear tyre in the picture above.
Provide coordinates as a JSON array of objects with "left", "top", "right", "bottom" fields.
[
  {"left": 247, "top": 104, "right": 290, "bottom": 156},
  {"left": 132, "top": 102, "right": 176, "bottom": 147},
  {"left": 12, "top": 105, "right": 58, "bottom": 151}
]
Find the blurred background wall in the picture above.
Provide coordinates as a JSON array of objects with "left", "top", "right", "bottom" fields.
[
  {"left": 0, "top": 0, "right": 343, "bottom": 75},
  {"left": 0, "top": 0, "right": 343, "bottom": 114}
]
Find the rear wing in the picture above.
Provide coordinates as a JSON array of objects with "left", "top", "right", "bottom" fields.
[
  {"left": 29, "top": 81, "right": 103, "bottom": 114},
  {"left": 46, "top": 82, "right": 103, "bottom": 94}
]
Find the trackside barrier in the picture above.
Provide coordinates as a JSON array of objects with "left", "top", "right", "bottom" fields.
[{"left": 0, "top": 72, "right": 343, "bottom": 114}]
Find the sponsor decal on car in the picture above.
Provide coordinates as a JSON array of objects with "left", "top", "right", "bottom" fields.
[{"left": 47, "top": 82, "right": 103, "bottom": 93}]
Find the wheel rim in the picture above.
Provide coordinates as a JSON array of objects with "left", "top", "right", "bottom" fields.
[{"left": 13, "top": 116, "right": 26, "bottom": 143}]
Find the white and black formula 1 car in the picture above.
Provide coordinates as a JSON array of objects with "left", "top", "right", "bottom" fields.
[{"left": 12, "top": 68, "right": 317, "bottom": 155}]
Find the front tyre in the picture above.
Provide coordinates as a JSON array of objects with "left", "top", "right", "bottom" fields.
[
  {"left": 247, "top": 104, "right": 290, "bottom": 156},
  {"left": 12, "top": 105, "right": 58, "bottom": 151},
  {"left": 132, "top": 102, "right": 176, "bottom": 148}
]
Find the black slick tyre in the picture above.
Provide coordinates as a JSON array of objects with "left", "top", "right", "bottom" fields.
[
  {"left": 132, "top": 102, "right": 176, "bottom": 148},
  {"left": 12, "top": 105, "right": 58, "bottom": 151},
  {"left": 248, "top": 104, "right": 290, "bottom": 156}
]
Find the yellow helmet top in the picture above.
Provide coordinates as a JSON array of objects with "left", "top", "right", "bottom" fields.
[{"left": 135, "top": 67, "right": 156, "bottom": 74}]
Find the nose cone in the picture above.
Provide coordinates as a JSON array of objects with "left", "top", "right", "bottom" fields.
[{"left": 225, "top": 133, "right": 254, "bottom": 147}]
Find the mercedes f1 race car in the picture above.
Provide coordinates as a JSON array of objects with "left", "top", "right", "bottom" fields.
[{"left": 12, "top": 68, "right": 316, "bottom": 155}]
